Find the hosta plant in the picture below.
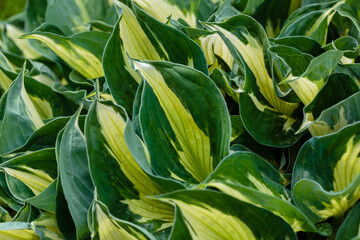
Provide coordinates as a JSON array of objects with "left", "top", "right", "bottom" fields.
[{"left": 0, "top": 0, "right": 360, "bottom": 239}]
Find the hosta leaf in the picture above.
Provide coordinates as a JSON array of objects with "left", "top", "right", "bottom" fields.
[
  {"left": 34, "top": 212, "right": 64, "bottom": 239},
  {"left": 130, "top": 0, "right": 218, "bottom": 28},
  {"left": 300, "top": 72, "right": 360, "bottom": 136},
  {"left": 0, "top": 51, "right": 12, "bottom": 71},
  {"left": 25, "top": 0, "right": 61, "bottom": 62},
  {"left": 293, "top": 122, "right": 360, "bottom": 222},
  {"left": 268, "top": 44, "right": 312, "bottom": 102},
  {"left": 230, "top": 115, "right": 246, "bottom": 141},
  {"left": 1, "top": 24, "right": 42, "bottom": 59},
  {"left": 0, "top": 148, "right": 56, "bottom": 204},
  {"left": 88, "top": 199, "right": 156, "bottom": 240},
  {"left": 54, "top": 134, "right": 77, "bottom": 240},
  {"left": 13, "top": 203, "right": 40, "bottom": 222},
  {"left": 0, "top": 212, "right": 63, "bottom": 240},
  {"left": 210, "top": 68, "right": 240, "bottom": 103},
  {"left": 0, "top": 68, "right": 44, "bottom": 153},
  {"left": 103, "top": 0, "right": 207, "bottom": 115},
  {"left": 239, "top": 66, "right": 303, "bottom": 146},
  {"left": 131, "top": 0, "right": 197, "bottom": 27},
  {"left": 0, "top": 68, "right": 13, "bottom": 96},
  {"left": 169, "top": 206, "right": 191, "bottom": 240},
  {"left": 22, "top": 31, "right": 109, "bottom": 79},
  {"left": 10, "top": 117, "right": 72, "bottom": 154},
  {"left": 137, "top": 60, "right": 231, "bottom": 182},
  {"left": 85, "top": 100, "right": 176, "bottom": 227},
  {"left": 45, "top": 0, "right": 90, "bottom": 35},
  {"left": 0, "top": 172, "right": 22, "bottom": 211},
  {"left": 203, "top": 15, "right": 305, "bottom": 146},
  {"left": 323, "top": 36, "right": 359, "bottom": 64},
  {"left": 336, "top": 202, "right": 360, "bottom": 240},
  {"left": 0, "top": 206, "right": 11, "bottom": 223},
  {"left": 0, "top": 66, "right": 71, "bottom": 155},
  {"left": 199, "top": 33, "right": 234, "bottom": 71},
  {"left": 271, "top": 36, "right": 323, "bottom": 57},
  {"left": 204, "top": 15, "right": 298, "bottom": 115},
  {"left": 279, "top": 1, "right": 347, "bottom": 45},
  {"left": 26, "top": 181, "right": 57, "bottom": 213},
  {"left": 201, "top": 152, "right": 331, "bottom": 235},
  {"left": 335, "top": 63, "right": 360, "bottom": 84},
  {"left": 305, "top": 91, "right": 360, "bottom": 137},
  {"left": 282, "top": 50, "right": 343, "bottom": 106},
  {"left": 157, "top": 189, "right": 297, "bottom": 240},
  {"left": 253, "top": 0, "right": 302, "bottom": 38},
  {"left": 0, "top": 222, "right": 40, "bottom": 240},
  {"left": 213, "top": 0, "right": 240, "bottom": 23},
  {"left": 45, "top": 0, "right": 114, "bottom": 35},
  {"left": 58, "top": 107, "right": 93, "bottom": 240}
]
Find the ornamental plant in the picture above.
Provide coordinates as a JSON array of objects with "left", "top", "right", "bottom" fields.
[{"left": 0, "top": 0, "right": 359, "bottom": 239}]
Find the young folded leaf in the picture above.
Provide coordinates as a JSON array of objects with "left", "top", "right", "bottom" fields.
[
  {"left": 88, "top": 199, "right": 156, "bottom": 240},
  {"left": 22, "top": 31, "right": 109, "bottom": 79},
  {"left": 156, "top": 189, "right": 297, "bottom": 240},
  {"left": 279, "top": 1, "right": 346, "bottom": 45},
  {"left": 203, "top": 15, "right": 298, "bottom": 116},
  {"left": 0, "top": 148, "right": 57, "bottom": 209},
  {"left": 199, "top": 33, "right": 234, "bottom": 71},
  {"left": 85, "top": 100, "right": 174, "bottom": 228},
  {"left": 293, "top": 122, "right": 360, "bottom": 222},
  {"left": 0, "top": 65, "right": 71, "bottom": 154},
  {"left": 306, "top": 92, "right": 360, "bottom": 136},
  {"left": 203, "top": 15, "right": 303, "bottom": 146},
  {"left": 299, "top": 72, "right": 360, "bottom": 136},
  {"left": 136, "top": 60, "right": 231, "bottom": 182},
  {"left": 2, "top": 24, "right": 42, "bottom": 59},
  {"left": 58, "top": 107, "right": 94, "bottom": 240},
  {"left": 282, "top": 50, "right": 343, "bottom": 106}
]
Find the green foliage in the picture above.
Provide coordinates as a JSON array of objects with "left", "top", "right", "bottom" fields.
[
  {"left": 0, "top": 0, "right": 359, "bottom": 239},
  {"left": 0, "top": 0, "right": 26, "bottom": 20}
]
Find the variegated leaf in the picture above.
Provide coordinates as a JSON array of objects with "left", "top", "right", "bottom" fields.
[{"left": 136, "top": 60, "right": 231, "bottom": 182}]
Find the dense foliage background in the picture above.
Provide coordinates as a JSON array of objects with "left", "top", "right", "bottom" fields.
[
  {"left": 0, "top": 0, "right": 360, "bottom": 239},
  {"left": 0, "top": 0, "right": 26, "bottom": 20}
]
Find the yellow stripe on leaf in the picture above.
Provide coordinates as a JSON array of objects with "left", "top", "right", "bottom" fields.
[
  {"left": 206, "top": 24, "right": 298, "bottom": 116},
  {"left": 134, "top": 62, "right": 213, "bottom": 182},
  {"left": 305, "top": 1, "right": 345, "bottom": 45},
  {"left": 0, "top": 229, "right": 40, "bottom": 240},
  {"left": 206, "top": 181, "right": 302, "bottom": 232},
  {"left": 29, "top": 95, "right": 53, "bottom": 120},
  {"left": 22, "top": 34, "right": 103, "bottom": 79},
  {"left": 171, "top": 199, "right": 256, "bottom": 240},
  {"left": 288, "top": 76, "right": 320, "bottom": 106},
  {"left": 133, "top": 0, "right": 197, "bottom": 27},
  {"left": 199, "top": 34, "right": 234, "bottom": 69},
  {"left": 315, "top": 193, "right": 360, "bottom": 220},
  {"left": 21, "top": 82, "right": 44, "bottom": 129},
  {"left": 333, "top": 136, "right": 360, "bottom": 192},
  {"left": 0, "top": 69, "right": 12, "bottom": 91},
  {"left": 96, "top": 102, "right": 173, "bottom": 221},
  {"left": 4, "top": 166, "right": 54, "bottom": 195},
  {"left": 5, "top": 25, "right": 42, "bottom": 59},
  {"left": 96, "top": 203, "right": 147, "bottom": 240},
  {"left": 115, "top": 1, "right": 163, "bottom": 61}
]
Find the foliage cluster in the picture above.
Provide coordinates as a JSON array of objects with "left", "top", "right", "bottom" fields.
[{"left": 0, "top": 0, "right": 360, "bottom": 239}]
